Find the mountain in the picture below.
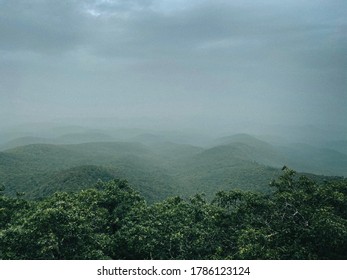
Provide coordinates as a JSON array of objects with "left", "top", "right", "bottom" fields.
[
  {"left": 0, "top": 142, "right": 177, "bottom": 201},
  {"left": 56, "top": 132, "right": 116, "bottom": 144},
  {"left": 27, "top": 165, "right": 118, "bottom": 197},
  {"left": 0, "top": 131, "right": 118, "bottom": 150},
  {"left": 0, "top": 136, "right": 56, "bottom": 151},
  {"left": 130, "top": 133, "right": 169, "bottom": 145},
  {"left": 214, "top": 133, "right": 286, "bottom": 168},
  {"left": 173, "top": 143, "right": 281, "bottom": 198},
  {"left": 0, "top": 139, "right": 276, "bottom": 201},
  {"left": 0, "top": 144, "right": 85, "bottom": 173},
  {"left": 216, "top": 134, "right": 347, "bottom": 177},
  {"left": 1, "top": 132, "right": 345, "bottom": 202},
  {"left": 279, "top": 143, "right": 347, "bottom": 176}
]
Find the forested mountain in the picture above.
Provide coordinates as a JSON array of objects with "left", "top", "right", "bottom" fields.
[
  {"left": 1, "top": 128, "right": 346, "bottom": 260},
  {"left": 214, "top": 134, "right": 347, "bottom": 177},
  {"left": 0, "top": 142, "right": 177, "bottom": 201},
  {"left": 1, "top": 131, "right": 346, "bottom": 202},
  {"left": 212, "top": 134, "right": 286, "bottom": 167}
]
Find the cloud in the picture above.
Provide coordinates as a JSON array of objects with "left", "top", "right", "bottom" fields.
[
  {"left": 2, "top": 0, "right": 345, "bottom": 61},
  {"left": 0, "top": 0, "right": 89, "bottom": 53},
  {"left": 0, "top": 0, "right": 346, "bottom": 132}
]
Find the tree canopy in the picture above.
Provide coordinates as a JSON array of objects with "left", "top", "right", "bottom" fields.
[{"left": 0, "top": 170, "right": 346, "bottom": 259}]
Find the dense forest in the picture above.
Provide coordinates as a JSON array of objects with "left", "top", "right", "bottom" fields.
[{"left": 1, "top": 168, "right": 346, "bottom": 260}]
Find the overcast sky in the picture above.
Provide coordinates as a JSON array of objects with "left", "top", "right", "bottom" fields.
[{"left": 0, "top": 0, "right": 346, "bottom": 134}]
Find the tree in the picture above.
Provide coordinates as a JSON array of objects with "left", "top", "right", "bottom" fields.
[{"left": 0, "top": 179, "right": 147, "bottom": 259}]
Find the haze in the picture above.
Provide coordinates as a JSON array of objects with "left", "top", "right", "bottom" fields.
[{"left": 1, "top": 0, "right": 346, "bottom": 140}]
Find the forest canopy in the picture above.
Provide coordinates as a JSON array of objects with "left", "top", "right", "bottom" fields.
[{"left": 0, "top": 169, "right": 346, "bottom": 260}]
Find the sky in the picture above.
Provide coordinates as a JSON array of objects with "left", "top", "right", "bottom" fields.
[{"left": 0, "top": 0, "right": 346, "bottom": 135}]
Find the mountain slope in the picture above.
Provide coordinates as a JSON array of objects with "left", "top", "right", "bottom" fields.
[
  {"left": 279, "top": 143, "right": 347, "bottom": 176},
  {"left": 214, "top": 134, "right": 286, "bottom": 167},
  {"left": 1, "top": 133, "right": 345, "bottom": 202},
  {"left": 173, "top": 143, "right": 281, "bottom": 198}
]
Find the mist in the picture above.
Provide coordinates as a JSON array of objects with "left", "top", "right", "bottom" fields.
[{"left": 1, "top": 0, "right": 346, "bottom": 142}]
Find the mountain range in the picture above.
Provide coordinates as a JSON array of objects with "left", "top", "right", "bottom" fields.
[{"left": 0, "top": 125, "right": 346, "bottom": 202}]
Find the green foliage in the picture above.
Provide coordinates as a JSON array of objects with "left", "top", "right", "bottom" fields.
[
  {"left": 0, "top": 142, "right": 178, "bottom": 201},
  {"left": 0, "top": 140, "right": 284, "bottom": 201},
  {"left": 115, "top": 194, "right": 223, "bottom": 259},
  {"left": 0, "top": 170, "right": 346, "bottom": 260},
  {"left": 0, "top": 180, "right": 144, "bottom": 259}
]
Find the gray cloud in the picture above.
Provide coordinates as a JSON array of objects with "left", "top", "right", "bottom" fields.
[
  {"left": 0, "top": 0, "right": 346, "bottom": 134},
  {"left": 0, "top": 0, "right": 88, "bottom": 53}
]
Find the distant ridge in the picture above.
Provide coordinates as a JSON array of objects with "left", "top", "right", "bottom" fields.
[
  {"left": 0, "top": 131, "right": 346, "bottom": 201},
  {"left": 213, "top": 133, "right": 286, "bottom": 168},
  {"left": 0, "top": 136, "right": 55, "bottom": 151}
]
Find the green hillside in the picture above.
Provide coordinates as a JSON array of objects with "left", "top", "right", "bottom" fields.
[
  {"left": 1, "top": 144, "right": 85, "bottom": 173},
  {"left": 215, "top": 134, "right": 287, "bottom": 167},
  {"left": 1, "top": 133, "right": 346, "bottom": 202},
  {"left": 29, "top": 165, "right": 118, "bottom": 197},
  {"left": 0, "top": 142, "right": 178, "bottom": 201},
  {"left": 0, "top": 140, "right": 278, "bottom": 201},
  {"left": 173, "top": 144, "right": 281, "bottom": 197}
]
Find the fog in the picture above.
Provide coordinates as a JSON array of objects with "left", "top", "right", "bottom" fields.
[{"left": 1, "top": 0, "right": 346, "bottom": 141}]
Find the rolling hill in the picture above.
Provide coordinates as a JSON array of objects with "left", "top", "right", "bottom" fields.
[
  {"left": 213, "top": 133, "right": 286, "bottom": 167},
  {"left": 0, "top": 141, "right": 178, "bottom": 201},
  {"left": 0, "top": 132, "right": 346, "bottom": 201}
]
